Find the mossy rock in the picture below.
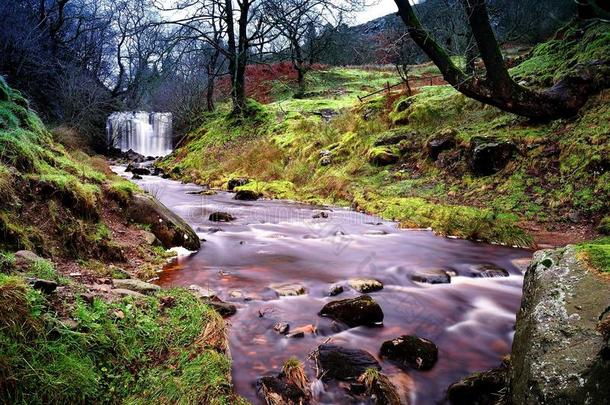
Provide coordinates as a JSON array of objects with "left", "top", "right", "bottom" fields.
[
  {"left": 368, "top": 147, "right": 399, "bottom": 166},
  {"left": 379, "top": 335, "right": 438, "bottom": 371}
]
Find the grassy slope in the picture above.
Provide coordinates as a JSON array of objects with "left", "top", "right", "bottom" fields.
[
  {"left": 160, "top": 20, "right": 609, "bottom": 253},
  {"left": 0, "top": 78, "right": 241, "bottom": 403}
]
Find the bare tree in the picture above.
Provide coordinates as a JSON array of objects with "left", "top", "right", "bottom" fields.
[{"left": 393, "top": 0, "right": 610, "bottom": 119}]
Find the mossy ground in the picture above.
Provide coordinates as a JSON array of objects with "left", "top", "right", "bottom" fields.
[
  {"left": 159, "top": 20, "right": 609, "bottom": 248},
  {"left": 577, "top": 237, "right": 610, "bottom": 273},
  {"left": 0, "top": 262, "right": 240, "bottom": 404},
  {"left": 0, "top": 77, "right": 239, "bottom": 403}
]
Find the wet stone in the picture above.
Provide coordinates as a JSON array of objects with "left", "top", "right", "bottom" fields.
[
  {"left": 380, "top": 335, "right": 438, "bottom": 371},
  {"left": 316, "top": 344, "right": 381, "bottom": 381},
  {"left": 269, "top": 282, "right": 307, "bottom": 297},
  {"left": 209, "top": 212, "right": 235, "bottom": 222},
  {"left": 273, "top": 322, "right": 290, "bottom": 335},
  {"left": 348, "top": 278, "right": 383, "bottom": 293},
  {"left": 328, "top": 284, "right": 344, "bottom": 296},
  {"left": 319, "top": 295, "right": 384, "bottom": 327},
  {"left": 411, "top": 269, "right": 451, "bottom": 284},
  {"left": 468, "top": 263, "right": 509, "bottom": 278}
]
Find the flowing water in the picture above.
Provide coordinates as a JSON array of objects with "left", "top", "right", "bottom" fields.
[
  {"left": 107, "top": 112, "right": 173, "bottom": 157},
  {"left": 114, "top": 167, "right": 531, "bottom": 404}
]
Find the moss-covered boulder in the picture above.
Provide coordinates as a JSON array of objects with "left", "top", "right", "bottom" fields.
[
  {"left": 509, "top": 246, "right": 610, "bottom": 404},
  {"left": 427, "top": 129, "right": 457, "bottom": 160},
  {"left": 368, "top": 147, "right": 399, "bottom": 166},
  {"left": 126, "top": 193, "right": 200, "bottom": 250},
  {"left": 447, "top": 362, "right": 508, "bottom": 405}
]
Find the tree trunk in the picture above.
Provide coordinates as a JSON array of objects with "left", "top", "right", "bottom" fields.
[{"left": 393, "top": 0, "right": 610, "bottom": 120}]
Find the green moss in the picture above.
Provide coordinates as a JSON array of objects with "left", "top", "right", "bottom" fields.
[
  {"left": 107, "top": 178, "right": 141, "bottom": 205},
  {"left": 1, "top": 281, "right": 239, "bottom": 404},
  {"left": 577, "top": 237, "right": 610, "bottom": 273},
  {"left": 511, "top": 21, "right": 610, "bottom": 86},
  {"left": 236, "top": 180, "right": 296, "bottom": 199},
  {"left": 0, "top": 251, "right": 15, "bottom": 273}
]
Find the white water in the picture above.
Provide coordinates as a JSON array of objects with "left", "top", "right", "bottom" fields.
[{"left": 106, "top": 111, "right": 173, "bottom": 157}]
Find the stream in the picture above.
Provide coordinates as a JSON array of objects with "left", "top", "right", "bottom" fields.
[{"left": 114, "top": 167, "right": 532, "bottom": 404}]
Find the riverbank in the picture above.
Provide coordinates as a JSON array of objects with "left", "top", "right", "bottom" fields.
[
  {"left": 0, "top": 78, "right": 241, "bottom": 403},
  {"left": 157, "top": 20, "right": 609, "bottom": 250}
]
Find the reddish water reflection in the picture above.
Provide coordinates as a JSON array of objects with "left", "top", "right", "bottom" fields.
[{"left": 115, "top": 167, "right": 531, "bottom": 404}]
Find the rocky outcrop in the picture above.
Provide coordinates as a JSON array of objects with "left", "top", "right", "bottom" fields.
[
  {"left": 380, "top": 335, "right": 438, "bottom": 371},
  {"left": 319, "top": 295, "right": 384, "bottom": 327},
  {"left": 316, "top": 344, "right": 381, "bottom": 380},
  {"left": 509, "top": 246, "right": 610, "bottom": 404},
  {"left": 125, "top": 193, "right": 200, "bottom": 250}
]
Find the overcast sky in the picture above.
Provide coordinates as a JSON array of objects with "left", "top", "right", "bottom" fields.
[{"left": 353, "top": 0, "right": 397, "bottom": 25}]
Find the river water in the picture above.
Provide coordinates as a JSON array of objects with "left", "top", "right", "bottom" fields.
[{"left": 114, "top": 167, "right": 531, "bottom": 404}]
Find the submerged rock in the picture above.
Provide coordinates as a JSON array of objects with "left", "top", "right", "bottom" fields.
[
  {"left": 113, "top": 279, "right": 160, "bottom": 294},
  {"left": 380, "top": 335, "right": 438, "bottom": 371},
  {"left": 316, "top": 344, "right": 381, "bottom": 380},
  {"left": 468, "top": 137, "right": 516, "bottom": 176},
  {"left": 234, "top": 189, "right": 260, "bottom": 201},
  {"left": 319, "top": 295, "right": 384, "bottom": 327},
  {"left": 467, "top": 263, "right": 509, "bottom": 278},
  {"left": 509, "top": 246, "right": 610, "bottom": 404},
  {"left": 328, "top": 284, "right": 344, "bottom": 296},
  {"left": 348, "top": 278, "right": 383, "bottom": 293},
  {"left": 269, "top": 282, "right": 307, "bottom": 297},
  {"left": 411, "top": 269, "right": 451, "bottom": 284},
  {"left": 209, "top": 212, "right": 235, "bottom": 222},
  {"left": 273, "top": 322, "right": 290, "bottom": 335},
  {"left": 447, "top": 362, "right": 508, "bottom": 405},
  {"left": 125, "top": 193, "right": 200, "bottom": 250}
]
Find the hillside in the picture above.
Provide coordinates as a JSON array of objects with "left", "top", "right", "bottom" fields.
[
  {"left": 0, "top": 78, "right": 240, "bottom": 403},
  {"left": 159, "top": 20, "right": 610, "bottom": 254}
]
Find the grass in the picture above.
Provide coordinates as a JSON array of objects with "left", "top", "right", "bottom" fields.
[
  {"left": 0, "top": 275, "right": 240, "bottom": 404},
  {"left": 577, "top": 237, "right": 610, "bottom": 273}
]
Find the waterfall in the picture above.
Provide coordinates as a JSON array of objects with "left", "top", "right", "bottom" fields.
[{"left": 106, "top": 111, "right": 173, "bottom": 157}]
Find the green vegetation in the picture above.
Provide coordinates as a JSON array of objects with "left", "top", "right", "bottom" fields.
[
  {"left": 160, "top": 21, "right": 609, "bottom": 247},
  {"left": 0, "top": 273, "right": 239, "bottom": 404},
  {"left": 511, "top": 21, "right": 610, "bottom": 86},
  {"left": 577, "top": 237, "right": 610, "bottom": 273}
]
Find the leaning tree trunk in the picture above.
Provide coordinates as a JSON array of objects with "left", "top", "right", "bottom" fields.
[{"left": 393, "top": 0, "right": 610, "bottom": 120}]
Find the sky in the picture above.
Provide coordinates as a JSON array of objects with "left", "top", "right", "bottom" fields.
[{"left": 353, "top": 0, "right": 397, "bottom": 25}]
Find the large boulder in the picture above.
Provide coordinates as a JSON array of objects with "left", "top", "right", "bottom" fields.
[
  {"left": 319, "top": 295, "right": 384, "bottom": 327},
  {"left": 316, "top": 344, "right": 381, "bottom": 380},
  {"left": 509, "top": 246, "right": 610, "bottom": 404},
  {"left": 14, "top": 250, "right": 42, "bottom": 270},
  {"left": 380, "top": 335, "right": 438, "bottom": 371},
  {"left": 125, "top": 193, "right": 200, "bottom": 250},
  {"left": 468, "top": 137, "right": 516, "bottom": 176}
]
